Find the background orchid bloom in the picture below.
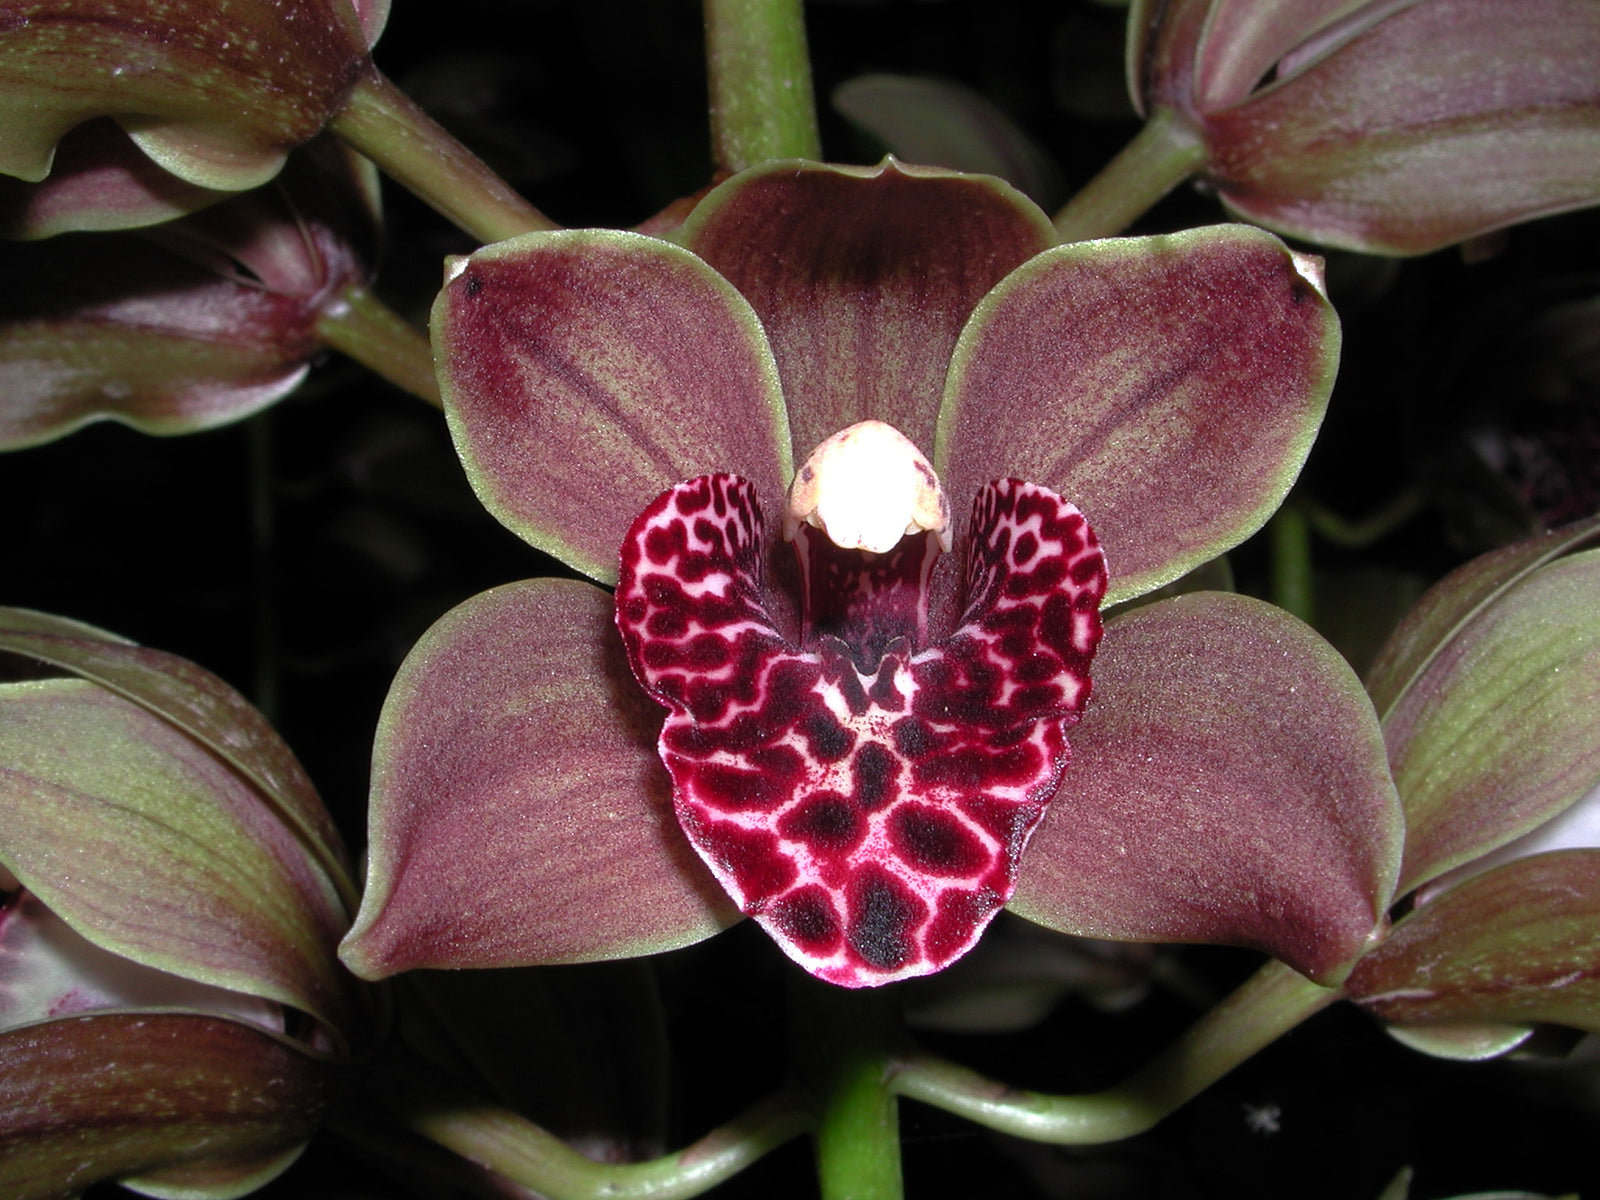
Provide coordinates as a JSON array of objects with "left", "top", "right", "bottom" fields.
[
  {"left": 0, "top": 608, "right": 366, "bottom": 1200},
  {"left": 1343, "top": 515, "right": 1600, "bottom": 1054},
  {"left": 0, "top": 142, "right": 379, "bottom": 449},
  {"left": 1129, "top": 0, "right": 1600, "bottom": 254},
  {"left": 0, "top": 0, "right": 389, "bottom": 230},
  {"left": 341, "top": 158, "right": 1402, "bottom": 993}
]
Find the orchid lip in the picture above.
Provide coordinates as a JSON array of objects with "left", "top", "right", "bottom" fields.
[{"left": 615, "top": 431, "right": 1107, "bottom": 988}]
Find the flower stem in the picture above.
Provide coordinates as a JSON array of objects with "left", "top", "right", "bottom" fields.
[
  {"left": 789, "top": 975, "right": 904, "bottom": 1200},
  {"left": 1269, "top": 500, "right": 1316, "bottom": 626},
  {"left": 315, "top": 283, "right": 441, "bottom": 409},
  {"left": 372, "top": 1050, "right": 810, "bottom": 1200},
  {"left": 1052, "top": 108, "right": 1207, "bottom": 242},
  {"left": 891, "top": 958, "right": 1338, "bottom": 1143},
  {"left": 331, "top": 70, "right": 558, "bottom": 244},
  {"left": 703, "top": 0, "right": 822, "bottom": 172}
]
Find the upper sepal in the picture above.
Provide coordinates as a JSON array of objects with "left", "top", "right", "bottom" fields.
[
  {"left": 675, "top": 158, "right": 1058, "bottom": 457},
  {"left": 1009, "top": 591, "right": 1402, "bottom": 985},
  {"left": 936, "top": 224, "right": 1339, "bottom": 607}
]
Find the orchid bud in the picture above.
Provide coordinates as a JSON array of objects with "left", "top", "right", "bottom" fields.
[
  {"left": 1344, "top": 516, "right": 1600, "bottom": 1051},
  {"left": 0, "top": 607, "right": 367, "bottom": 1199},
  {"left": 0, "top": 140, "right": 376, "bottom": 449},
  {"left": 1131, "top": 0, "right": 1600, "bottom": 254},
  {"left": 0, "top": 0, "right": 389, "bottom": 210}
]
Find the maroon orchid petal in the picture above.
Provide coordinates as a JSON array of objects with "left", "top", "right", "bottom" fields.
[
  {"left": 677, "top": 159, "right": 1058, "bottom": 459},
  {"left": 434, "top": 229, "right": 792, "bottom": 584},
  {"left": 1202, "top": 0, "right": 1600, "bottom": 255},
  {"left": 0, "top": 1013, "right": 339, "bottom": 1199},
  {"left": 1010, "top": 592, "right": 1402, "bottom": 984},
  {"left": 937, "top": 224, "right": 1338, "bottom": 607},
  {"left": 616, "top": 474, "right": 1105, "bottom": 987},
  {"left": 340, "top": 578, "right": 736, "bottom": 980},
  {"left": 1347, "top": 850, "right": 1600, "bottom": 1035}
]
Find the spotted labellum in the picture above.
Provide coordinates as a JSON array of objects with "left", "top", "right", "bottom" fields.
[
  {"left": 617, "top": 424, "right": 1106, "bottom": 984},
  {"left": 340, "top": 159, "right": 1405, "bottom": 994}
]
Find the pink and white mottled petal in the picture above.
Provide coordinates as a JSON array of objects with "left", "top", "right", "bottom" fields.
[
  {"left": 1203, "top": 0, "right": 1600, "bottom": 255},
  {"left": 677, "top": 159, "right": 1058, "bottom": 459},
  {"left": 1010, "top": 592, "right": 1402, "bottom": 985},
  {"left": 616, "top": 476, "right": 1104, "bottom": 987},
  {"left": 434, "top": 230, "right": 792, "bottom": 584},
  {"left": 340, "top": 578, "right": 736, "bottom": 980},
  {"left": 936, "top": 224, "right": 1338, "bottom": 608}
]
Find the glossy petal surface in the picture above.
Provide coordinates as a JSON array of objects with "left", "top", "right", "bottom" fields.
[
  {"left": 0, "top": 0, "right": 371, "bottom": 192},
  {"left": 1203, "top": 0, "right": 1600, "bottom": 254},
  {"left": 341, "top": 579, "right": 736, "bottom": 979},
  {"left": 0, "top": 1014, "right": 334, "bottom": 1200},
  {"left": 1385, "top": 549, "right": 1600, "bottom": 895},
  {"left": 435, "top": 230, "right": 792, "bottom": 583},
  {"left": 1348, "top": 850, "right": 1600, "bottom": 1034},
  {"left": 0, "top": 681, "right": 352, "bottom": 1036},
  {"left": 1010, "top": 592, "right": 1402, "bottom": 984},
  {"left": 617, "top": 474, "right": 1105, "bottom": 986},
  {"left": 678, "top": 159, "right": 1057, "bottom": 458},
  {"left": 1190, "top": 0, "right": 1391, "bottom": 111},
  {"left": 937, "top": 225, "right": 1338, "bottom": 606}
]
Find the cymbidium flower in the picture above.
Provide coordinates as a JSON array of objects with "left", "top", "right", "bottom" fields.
[
  {"left": 341, "top": 159, "right": 1404, "bottom": 991},
  {"left": 0, "top": 608, "right": 367, "bottom": 1199},
  {"left": 1130, "top": 0, "right": 1600, "bottom": 254},
  {"left": 0, "top": 141, "right": 377, "bottom": 449},
  {"left": 1343, "top": 515, "right": 1600, "bottom": 1053},
  {"left": 0, "top": 0, "right": 389, "bottom": 230}
]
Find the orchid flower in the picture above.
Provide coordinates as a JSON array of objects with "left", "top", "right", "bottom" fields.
[
  {"left": 0, "top": 608, "right": 367, "bottom": 1199},
  {"left": 0, "top": 141, "right": 384, "bottom": 449},
  {"left": 1344, "top": 515, "right": 1600, "bottom": 1054},
  {"left": 341, "top": 159, "right": 1404, "bottom": 992},
  {"left": 1117, "top": 0, "right": 1600, "bottom": 254}
]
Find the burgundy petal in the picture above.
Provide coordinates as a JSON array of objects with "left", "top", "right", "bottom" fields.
[
  {"left": 938, "top": 224, "right": 1338, "bottom": 607},
  {"left": 616, "top": 474, "right": 1105, "bottom": 987},
  {"left": 1348, "top": 850, "right": 1600, "bottom": 1034},
  {"left": 341, "top": 578, "right": 736, "bottom": 979},
  {"left": 1010, "top": 592, "right": 1402, "bottom": 984},
  {"left": 434, "top": 229, "right": 792, "bottom": 583},
  {"left": 1189, "top": 0, "right": 1381, "bottom": 111},
  {"left": 678, "top": 159, "right": 1058, "bottom": 459},
  {"left": 0, "top": 1014, "right": 338, "bottom": 1200}
]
